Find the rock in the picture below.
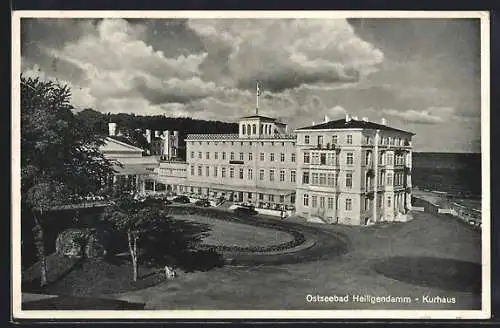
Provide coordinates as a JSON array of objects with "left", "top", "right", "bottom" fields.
[{"left": 55, "top": 228, "right": 110, "bottom": 259}]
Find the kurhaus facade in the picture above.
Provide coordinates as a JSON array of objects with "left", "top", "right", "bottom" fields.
[
  {"left": 106, "top": 112, "right": 414, "bottom": 225},
  {"left": 294, "top": 115, "right": 414, "bottom": 225}
]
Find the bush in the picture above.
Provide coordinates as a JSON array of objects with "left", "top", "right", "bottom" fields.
[{"left": 55, "top": 228, "right": 110, "bottom": 259}]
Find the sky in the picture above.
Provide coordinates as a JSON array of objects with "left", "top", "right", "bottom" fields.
[{"left": 20, "top": 17, "right": 482, "bottom": 152}]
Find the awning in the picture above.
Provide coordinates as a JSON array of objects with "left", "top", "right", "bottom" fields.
[
  {"left": 183, "top": 181, "right": 295, "bottom": 195},
  {"left": 113, "top": 164, "right": 155, "bottom": 176}
]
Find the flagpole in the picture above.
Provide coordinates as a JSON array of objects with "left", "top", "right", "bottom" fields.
[{"left": 256, "top": 81, "right": 260, "bottom": 116}]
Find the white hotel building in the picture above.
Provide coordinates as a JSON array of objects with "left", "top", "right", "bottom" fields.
[{"left": 104, "top": 111, "right": 414, "bottom": 225}]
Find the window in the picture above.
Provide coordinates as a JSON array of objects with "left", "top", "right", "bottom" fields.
[
  {"left": 280, "top": 170, "right": 285, "bottom": 182},
  {"left": 252, "top": 124, "right": 257, "bottom": 134},
  {"left": 312, "top": 196, "right": 317, "bottom": 208},
  {"left": 302, "top": 172, "right": 310, "bottom": 184},
  {"left": 259, "top": 193, "right": 264, "bottom": 200},
  {"left": 280, "top": 195, "right": 285, "bottom": 203},
  {"left": 191, "top": 165, "right": 195, "bottom": 175},
  {"left": 205, "top": 166, "right": 210, "bottom": 177},
  {"left": 327, "top": 173, "right": 336, "bottom": 186},
  {"left": 259, "top": 169, "right": 265, "bottom": 181},
  {"left": 365, "top": 151, "right": 371, "bottom": 165},
  {"left": 304, "top": 152, "right": 310, "bottom": 163},
  {"left": 291, "top": 170, "right": 296, "bottom": 183},
  {"left": 345, "top": 198, "right": 352, "bottom": 211},
  {"left": 387, "top": 196, "right": 392, "bottom": 208},
  {"left": 291, "top": 153, "right": 296, "bottom": 162},
  {"left": 247, "top": 124, "right": 251, "bottom": 135},
  {"left": 387, "top": 172, "right": 393, "bottom": 186},
  {"left": 346, "top": 172, "right": 352, "bottom": 188},
  {"left": 319, "top": 173, "right": 326, "bottom": 185},
  {"left": 303, "top": 194, "right": 309, "bottom": 206},
  {"left": 222, "top": 152, "right": 226, "bottom": 160},
  {"left": 387, "top": 153, "right": 393, "bottom": 166},
  {"left": 280, "top": 153, "right": 285, "bottom": 162},
  {"left": 332, "top": 135, "right": 338, "bottom": 144},
  {"left": 317, "top": 136, "right": 323, "bottom": 146},
  {"left": 260, "top": 124, "right": 263, "bottom": 134},
  {"left": 347, "top": 135, "right": 353, "bottom": 144},
  {"left": 242, "top": 125, "right": 246, "bottom": 135},
  {"left": 328, "top": 197, "right": 334, "bottom": 209},
  {"left": 214, "top": 166, "right": 218, "bottom": 177},
  {"left": 319, "top": 197, "right": 325, "bottom": 208},
  {"left": 214, "top": 152, "right": 218, "bottom": 160},
  {"left": 260, "top": 152, "right": 265, "bottom": 161},
  {"left": 320, "top": 153, "right": 326, "bottom": 165},
  {"left": 230, "top": 152, "right": 235, "bottom": 160},
  {"left": 190, "top": 151, "right": 194, "bottom": 159},
  {"left": 269, "top": 195, "right": 274, "bottom": 202},
  {"left": 312, "top": 172, "right": 319, "bottom": 185},
  {"left": 312, "top": 152, "right": 319, "bottom": 164},
  {"left": 347, "top": 152, "right": 354, "bottom": 165},
  {"left": 269, "top": 169, "right": 275, "bottom": 181},
  {"left": 248, "top": 168, "right": 253, "bottom": 180},
  {"left": 248, "top": 193, "right": 253, "bottom": 199},
  {"left": 364, "top": 197, "right": 369, "bottom": 211},
  {"left": 198, "top": 166, "right": 202, "bottom": 176},
  {"left": 248, "top": 152, "right": 253, "bottom": 161},
  {"left": 198, "top": 152, "right": 202, "bottom": 159},
  {"left": 230, "top": 167, "right": 234, "bottom": 178},
  {"left": 379, "top": 151, "right": 384, "bottom": 165},
  {"left": 239, "top": 168, "right": 244, "bottom": 179},
  {"left": 270, "top": 153, "right": 275, "bottom": 162},
  {"left": 222, "top": 167, "right": 226, "bottom": 178},
  {"left": 240, "top": 152, "right": 244, "bottom": 161},
  {"left": 305, "top": 135, "right": 310, "bottom": 144}
]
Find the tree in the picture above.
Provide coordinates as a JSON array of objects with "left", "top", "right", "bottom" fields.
[
  {"left": 100, "top": 185, "right": 169, "bottom": 282},
  {"left": 21, "top": 75, "right": 115, "bottom": 287}
]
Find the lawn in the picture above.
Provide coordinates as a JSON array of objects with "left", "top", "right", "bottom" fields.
[
  {"left": 109, "top": 211, "right": 482, "bottom": 310},
  {"left": 173, "top": 214, "right": 294, "bottom": 248}
]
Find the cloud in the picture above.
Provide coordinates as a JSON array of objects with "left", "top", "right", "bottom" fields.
[
  {"left": 378, "top": 107, "right": 456, "bottom": 124},
  {"left": 187, "top": 19, "right": 384, "bottom": 92}
]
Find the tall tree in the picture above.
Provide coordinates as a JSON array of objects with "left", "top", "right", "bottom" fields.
[
  {"left": 21, "top": 75, "right": 115, "bottom": 287},
  {"left": 101, "top": 185, "right": 169, "bottom": 282}
]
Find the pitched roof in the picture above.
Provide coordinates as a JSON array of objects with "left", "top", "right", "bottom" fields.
[
  {"left": 296, "top": 118, "right": 415, "bottom": 135},
  {"left": 102, "top": 137, "right": 145, "bottom": 152}
]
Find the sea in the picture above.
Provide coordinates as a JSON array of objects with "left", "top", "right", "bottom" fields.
[{"left": 412, "top": 152, "right": 482, "bottom": 200}]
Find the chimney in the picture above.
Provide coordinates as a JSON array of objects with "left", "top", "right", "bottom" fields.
[
  {"left": 145, "top": 129, "right": 152, "bottom": 144},
  {"left": 154, "top": 130, "right": 161, "bottom": 138},
  {"left": 324, "top": 115, "right": 330, "bottom": 123},
  {"left": 381, "top": 118, "right": 387, "bottom": 125},
  {"left": 108, "top": 122, "right": 117, "bottom": 136},
  {"left": 362, "top": 117, "right": 368, "bottom": 122},
  {"left": 345, "top": 113, "right": 351, "bottom": 123}
]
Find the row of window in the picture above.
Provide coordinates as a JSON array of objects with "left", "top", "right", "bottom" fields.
[
  {"left": 191, "top": 151, "right": 297, "bottom": 163},
  {"left": 302, "top": 150, "right": 408, "bottom": 167},
  {"left": 190, "top": 165, "right": 297, "bottom": 183},
  {"left": 241, "top": 123, "right": 278, "bottom": 135},
  {"left": 302, "top": 135, "right": 409, "bottom": 147},
  {"left": 303, "top": 194, "right": 342, "bottom": 210},
  {"left": 189, "top": 140, "right": 295, "bottom": 147},
  {"left": 302, "top": 171, "right": 351, "bottom": 188}
]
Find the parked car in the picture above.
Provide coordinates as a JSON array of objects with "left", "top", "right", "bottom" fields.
[
  {"left": 172, "top": 195, "right": 191, "bottom": 204},
  {"left": 194, "top": 199, "right": 211, "bottom": 207},
  {"left": 233, "top": 205, "right": 258, "bottom": 216}
]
